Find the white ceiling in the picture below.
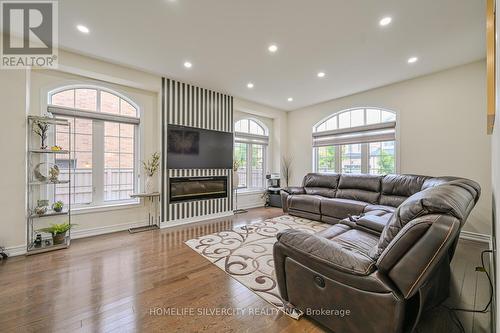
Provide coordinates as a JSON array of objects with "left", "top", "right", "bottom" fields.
[{"left": 56, "top": 0, "right": 485, "bottom": 111}]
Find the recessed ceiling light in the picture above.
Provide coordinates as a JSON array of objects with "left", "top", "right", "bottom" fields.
[
  {"left": 287, "top": 97, "right": 293, "bottom": 102},
  {"left": 76, "top": 25, "right": 89, "bottom": 34},
  {"left": 268, "top": 44, "right": 278, "bottom": 53},
  {"left": 407, "top": 57, "right": 418, "bottom": 64},
  {"left": 183, "top": 61, "right": 192, "bottom": 68},
  {"left": 379, "top": 17, "right": 392, "bottom": 26},
  {"left": 247, "top": 82, "right": 254, "bottom": 89},
  {"left": 317, "top": 72, "right": 326, "bottom": 78}
]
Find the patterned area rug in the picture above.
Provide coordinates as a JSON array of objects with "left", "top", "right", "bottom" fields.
[{"left": 185, "top": 214, "right": 329, "bottom": 318}]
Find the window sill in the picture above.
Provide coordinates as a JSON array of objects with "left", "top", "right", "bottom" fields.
[{"left": 72, "top": 201, "right": 141, "bottom": 215}]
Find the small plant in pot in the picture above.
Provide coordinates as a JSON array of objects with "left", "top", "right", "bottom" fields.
[
  {"left": 142, "top": 152, "right": 160, "bottom": 193},
  {"left": 38, "top": 222, "right": 74, "bottom": 245},
  {"left": 52, "top": 201, "right": 64, "bottom": 213}
]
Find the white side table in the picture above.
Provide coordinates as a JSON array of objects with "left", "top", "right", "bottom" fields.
[{"left": 129, "top": 192, "right": 161, "bottom": 233}]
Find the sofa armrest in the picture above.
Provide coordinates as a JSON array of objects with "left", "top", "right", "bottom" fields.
[
  {"left": 276, "top": 229, "right": 375, "bottom": 276},
  {"left": 356, "top": 215, "right": 389, "bottom": 234},
  {"left": 281, "top": 186, "right": 306, "bottom": 195}
]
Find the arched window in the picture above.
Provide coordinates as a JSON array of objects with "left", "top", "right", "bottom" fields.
[
  {"left": 313, "top": 108, "right": 397, "bottom": 175},
  {"left": 234, "top": 118, "right": 268, "bottom": 189},
  {"left": 48, "top": 86, "right": 140, "bottom": 207}
]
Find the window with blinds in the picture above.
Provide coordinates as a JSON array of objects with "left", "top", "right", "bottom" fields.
[
  {"left": 49, "top": 86, "right": 140, "bottom": 207},
  {"left": 313, "top": 108, "right": 397, "bottom": 175},
  {"left": 234, "top": 118, "right": 268, "bottom": 189}
]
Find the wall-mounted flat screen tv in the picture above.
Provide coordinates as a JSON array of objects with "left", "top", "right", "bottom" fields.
[{"left": 167, "top": 125, "right": 233, "bottom": 169}]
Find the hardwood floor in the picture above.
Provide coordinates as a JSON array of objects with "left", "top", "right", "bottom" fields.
[{"left": 0, "top": 208, "right": 492, "bottom": 333}]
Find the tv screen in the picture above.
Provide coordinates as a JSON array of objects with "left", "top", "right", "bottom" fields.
[{"left": 167, "top": 125, "right": 233, "bottom": 169}]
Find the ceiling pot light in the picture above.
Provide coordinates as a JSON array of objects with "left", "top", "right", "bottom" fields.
[
  {"left": 287, "top": 97, "right": 293, "bottom": 102},
  {"left": 317, "top": 72, "right": 326, "bottom": 78},
  {"left": 407, "top": 57, "right": 418, "bottom": 64},
  {"left": 247, "top": 82, "right": 254, "bottom": 89},
  {"left": 76, "top": 25, "right": 89, "bottom": 34},
  {"left": 183, "top": 61, "right": 192, "bottom": 68},
  {"left": 268, "top": 44, "right": 278, "bottom": 53},
  {"left": 379, "top": 17, "right": 392, "bottom": 26}
]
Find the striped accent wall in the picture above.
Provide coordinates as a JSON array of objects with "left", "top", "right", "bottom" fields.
[
  {"left": 162, "top": 78, "right": 234, "bottom": 222},
  {"left": 165, "top": 78, "right": 233, "bottom": 132}
]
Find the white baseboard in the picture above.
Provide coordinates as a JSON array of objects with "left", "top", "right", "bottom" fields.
[
  {"left": 4, "top": 220, "right": 149, "bottom": 257},
  {"left": 236, "top": 202, "right": 265, "bottom": 210},
  {"left": 4, "top": 244, "right": 26, "bottom": 257},
  {"left": 71, "top": 220, "right": 148, "bottom": 239},
  {"left": 236, "top": 191, "right": 265, "bottom": 210},
  {"left": 161, "top": 211, "right": 234, "bottom": 229},
  {"left": 459, "top": 230, "right": 492, "bottom": 246}
]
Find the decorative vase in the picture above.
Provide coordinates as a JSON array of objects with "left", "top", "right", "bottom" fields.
[
  {"left": 145, "top": 176, "right": 155, "bottom": 193},
  {"left": 40, "top": 136, "right": 47, "bottom": 150},
  {"left": 232, "top": 171, "right": 239, "bottom": 189},
  {"left": 52, "top": 232, "right": 66, "bottom": 245}
]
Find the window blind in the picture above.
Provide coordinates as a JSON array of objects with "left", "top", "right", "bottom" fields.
[
  {"left": 235, "top": 132, "right": 269, "bottom": 145},
  {"left": 312, "top": 121, "right": 395, "bottom": 147},
  {"left": 48, "top": 105, "right": 140, "bottom": 125}
]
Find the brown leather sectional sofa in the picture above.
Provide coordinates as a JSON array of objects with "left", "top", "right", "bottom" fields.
[{"left": 275, "top": 173, "right": 480, "bottom": 333}]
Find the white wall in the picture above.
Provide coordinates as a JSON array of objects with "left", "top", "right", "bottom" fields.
[
  {"left": 493, "top": 94, "right": 499, "bottom": 333},
  {"left": 0, "top": 50, "right": 162, "bottom": 252},
  {"left": 0, "top": 70, "right": 28, "bottom": 251},
  {"left": 234, "top": 98, "right": 288, "bottom": 174},
  {"left": 493, "top": 8, "right": 500, "bottom": 331},
  {"left": 287, "top": 61, "right": 491, "bottom": 235}
]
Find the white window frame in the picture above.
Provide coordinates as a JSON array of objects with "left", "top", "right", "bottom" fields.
[
  {"left": 312, "top": 107, "right": 399, "bottom": 175},
  {"left": 234, "top": 118, "right": 268, "bottom": 191},
  {"left": 47, "top": 85, "right": 141, "bottom": 209}
]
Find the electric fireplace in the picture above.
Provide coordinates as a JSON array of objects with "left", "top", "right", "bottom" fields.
[{"left": 169, "top": 176, "right": 228, "bottom": 203}]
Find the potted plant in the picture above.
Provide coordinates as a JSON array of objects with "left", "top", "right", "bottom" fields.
[
  {"left": 142, "top": 152, "right": 160, "bottom": 193},
  {"left": 52, "top": 201, "right": 64, "bottom": 213},
  {"left": 38, "top": 222, "right": 74, "bottom": 245},
  {"left": 232, "top": 160, "right": 240, "bottom": 189}
]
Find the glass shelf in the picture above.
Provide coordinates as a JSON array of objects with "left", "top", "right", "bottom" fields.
[
  {"left": 29, "top": 180, "right": 70, "bottom": 186},
  {"left": 29, "top": 209, "right": 70, "bottom": 219},
  {"left": 29, "top": 149, "right": 70, "bottom": 154},
  {"left": 27, "top": 235, "right": 70, "bottom": 255}
]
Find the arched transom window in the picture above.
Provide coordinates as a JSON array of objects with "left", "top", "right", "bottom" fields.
[
  {"left": 234, "top": 118, "right": 269, "bottom": 189},
  {"left": 48, "top": 86, "right": 140, "bottom": 207},
  {"left": 313, "top": 108, "right": 397, "bottom": 175}
]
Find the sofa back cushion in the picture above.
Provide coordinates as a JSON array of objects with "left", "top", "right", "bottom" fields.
[
  {"left": 335, "top": 174, "right": 382, "bottom": 204},
  {"left": 380, "top": 174, "right": 430, "bottom": 207},
  {"left": 372, "top": 178, "right": 481, "bottom": 258},
  {"left": 303, "top": 173, "right": 340, "bottom": 198}
]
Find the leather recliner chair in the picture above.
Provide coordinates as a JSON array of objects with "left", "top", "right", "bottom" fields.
[{"left": 274, "top": 173, "right": 480, "bottom": 333}]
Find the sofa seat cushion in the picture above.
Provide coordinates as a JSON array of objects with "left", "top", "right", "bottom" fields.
[
  {"left": 288, "top": 195, "right": 322, "bottom": 214},
  {"left": 321, "top": 198, "right": 368, "bottom": 219},
  {"left": 278, "top": 226, "right": 377, "bottom": 275}
]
